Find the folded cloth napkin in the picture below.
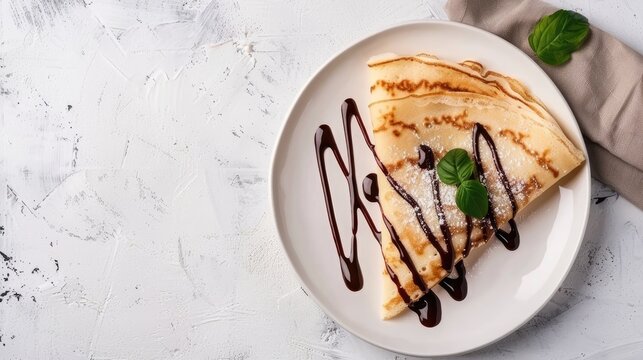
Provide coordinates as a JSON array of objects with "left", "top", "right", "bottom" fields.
[{"left": 446, "top": 0, "right": 643, "bottom": 209}]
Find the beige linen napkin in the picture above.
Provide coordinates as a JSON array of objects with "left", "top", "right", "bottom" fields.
[{"left": 446, "top": 0, "right": 643, "bottom": 209}]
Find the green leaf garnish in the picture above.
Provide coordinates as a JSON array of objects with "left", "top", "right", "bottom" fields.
[
  {"left": 528, "top": 9, "right": 590, "bottom": 65},
  {"left": 435, "top": 147, "right": 488, "bottom": 219},
  {"left": 456, "top": 180, "right": 489, "bottom": 219},
  {"left": 437, "top": 149, "right": 474, "bottom": 186}
]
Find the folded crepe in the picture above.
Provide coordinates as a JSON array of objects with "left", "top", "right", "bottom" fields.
[{"left": 367, "top": 54, "right": 585, "bottom": 319}]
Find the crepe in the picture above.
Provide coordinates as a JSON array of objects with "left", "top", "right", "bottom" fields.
[{"left": 367, "top": 54, "right": 585, "bottom": 319}]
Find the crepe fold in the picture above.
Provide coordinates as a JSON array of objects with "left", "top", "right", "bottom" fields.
[{"left": 367, "top": 54, "right": 585, "bottom": 319}]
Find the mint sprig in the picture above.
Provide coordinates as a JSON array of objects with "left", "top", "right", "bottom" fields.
[
  {"left": 437, "top": 149, "right": 489, "bottom": 219},
  {"left": 456, "top": 180, "right": 489, "bottom": 219},
  {"left": 436, "top": 148, "right": 473, "bottom": 185},
  {"left": 528, "top": 9, "right": 590, "bottom": 66}
]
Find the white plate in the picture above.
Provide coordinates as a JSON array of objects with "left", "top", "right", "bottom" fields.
[{"left": 270, "top": 21, "right": 590, "bottom": 356}]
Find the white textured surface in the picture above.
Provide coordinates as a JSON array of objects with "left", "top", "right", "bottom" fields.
[{"left": 0, "top": 0, "right": 641, "bottom": 359}]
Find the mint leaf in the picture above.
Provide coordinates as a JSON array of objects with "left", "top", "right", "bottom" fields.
[
  {"left": 435, "top": 147, "right": 488, "bottom": 218},
  {"left": 437, "top": 149, "right": 474, "bottom": 186},
  {"left": 528, "top": 9, "right": 590, "bottom": 65},
  {"left": 455, "top": 180, "right": 489, "bottom": 219}
]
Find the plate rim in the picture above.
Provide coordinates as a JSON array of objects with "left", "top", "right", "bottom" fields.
[{"left": 269, "top": 19, "right": 591, "bottom": 356}]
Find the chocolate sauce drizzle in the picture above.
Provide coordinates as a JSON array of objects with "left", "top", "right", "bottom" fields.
[
  {"left": 417, "top": 145, "right": 455, "bottom": 271},
  {"left": 364, "top": 172, "right": 466, "bottom": 327},
  {"left": 472, "top": 123, "right": 520, "bottom": 250},
  {"left": 315, "top": 123, "right": 365, "bottom": 291},
  {"left": 408, "top": 260, "right": 466, "bottom": 327},
  {"left": 439, "top": 261, "right": 468, "bottom": 301},
  {"left": 408, "top": 290, "right": 441, "bottom": 327},
  {"left": 362, "top": 173, "right": 411, "bottom": 303},
  {"left": 363, "top": 174, "right": 428, "bottom": 295},
  {"left": 315, "top": 99, "right": 518, "bottom": 328},
  {"left": 342, "top": 100, "right": 451, "bottom": 270}
]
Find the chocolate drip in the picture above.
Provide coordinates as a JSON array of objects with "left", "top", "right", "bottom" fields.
[
  {"left": 362, "top": 173, "right": 413, "bottom": 302},
  {"left": 409, "top": 291, "right": 441, "bottom": 327},
  {"left": 472, "top": 123, "right": 520, "bottom": 251},
  {"left": 361, "top": 173, "right": 379, "bottom": 203},
  {"left": 417, "top": 145, "right": 455, "bottom": 271},
  {"left": 495, "top": 219, "right": 520, "bottom": 251},
  {"left": 439, "top": 261, "right": 468, "bottom": 301},
  {"left": 364, "top": 174, "right": 427, "bottom": 293},
  {"left": 316, "top": 99, "right": 438, "bottom": 325},
  {"left": 315, "top": 123, "right": 375, "bottom": 291},
  {"left": 384, "top": 264, "right": 411, "bottom": 304},
  {"left": 412, "top": 263, "right": 466, "bottom": 329},
  {"left": 340, "top": 100, "right": 450, "bottom": 270},
  {"left": 382, "top": 213, "right": 429, "bottom": 294},
  {"left": 315, "top": 98, "right": 440, "bottom": 292}
]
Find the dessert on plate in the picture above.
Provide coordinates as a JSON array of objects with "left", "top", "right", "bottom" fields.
[{"left": 315, "top": 53, "right": 584, "bottom": 327}]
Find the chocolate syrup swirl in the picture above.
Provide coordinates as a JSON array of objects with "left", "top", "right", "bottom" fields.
[
  {"left": 409, "top": 291, "right": 441, "bottom": 327},
  {"left": 362, "top": 173, "right": 415, "bottom": 302},
  {"left": 495, "top": 219, "right": 520, "bottom": 251},
  {"left": 409, "top": 261, "right": 467, "bottom": 328},
  {"left": 315, "top": 124, "right": 365, "bottom": 291},
  {"left": 315, "top": 99, "right": 518, "bottom": 328},
  {"left": 363, "top": 173, "right": 428, "bottom": 294},
  {"left": 364, "top": 172, "right": 468, "bottom": 327},
  {"left": 439, "top": 261, "right": 468, "bottom": 301},
  {"left": 339, "top": 99, "right": 451, "bottom": 270},
  {"left": 472, "top": 123, "right": 520, "bottom": 250},
  {"left": 315, "top": 98, "right": 430, "bottom": 296},
  {"left": 418, "top": 145, "right": 455, "bottom": 271}
]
